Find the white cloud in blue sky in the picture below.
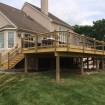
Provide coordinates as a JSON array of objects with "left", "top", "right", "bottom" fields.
[{"left": 0, "top": 0, "right": 105, "bottom": 26}]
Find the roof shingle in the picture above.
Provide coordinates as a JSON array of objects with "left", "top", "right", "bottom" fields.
[
  {"left": 0, "top": 2, "right": 49, "bottom": 33},
  {"left": 0, "top": 25, "right": 15, "bottom": 29}
]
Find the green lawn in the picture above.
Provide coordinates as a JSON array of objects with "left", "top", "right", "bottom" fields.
[{"left": 0, "top": 71, "right": 105, "bottom": 105}]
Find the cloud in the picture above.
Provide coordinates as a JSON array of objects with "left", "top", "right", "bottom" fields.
[
  {"left": 49, "top": 0, "right": 105, "bottom": 25},
  {"left": 49, "top": 0, "right": 84, "bottom": 25},
  {"left": 0, "top": 0, "right": 105, "bottom": 26}
]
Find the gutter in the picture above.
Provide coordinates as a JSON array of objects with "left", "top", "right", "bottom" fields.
[
  {"left": 0, "top": 28, "right": 17, "bottom": 32},
  {"left": 17, "top": 28, "right": 49, "bottom": 34}
]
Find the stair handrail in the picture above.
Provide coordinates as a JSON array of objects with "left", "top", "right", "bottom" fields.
[
  {"left": 0, "top": 45, "right": 19, "bottom": 64},
  {"left": 2, "top": 45, "right": 17, "bottom": 56},
  {"left": 8, "top": 47, "right": 23, "bottom": 69},
  {"left": 8, "top": 47, "right": 21, "bottom": 61}
]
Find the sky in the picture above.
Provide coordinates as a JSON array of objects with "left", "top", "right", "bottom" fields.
[{"left": 0, "top": 0, "right": 105, "bottom": 26}]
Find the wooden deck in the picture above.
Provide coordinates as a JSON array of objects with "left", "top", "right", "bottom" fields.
[
  {"left": 22, "top": 31, "right": 105, "bottom": 82},
  {"left": 23, "top": 45, "right": 105, "bottom": 55},
  {"left": 22, "top": 31, "right": 105, "bottom": 57}
]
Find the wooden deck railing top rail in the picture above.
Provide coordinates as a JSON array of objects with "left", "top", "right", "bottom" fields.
[
  {"left": 0, "top": 45, "right": 19, "bottom": 65},
  {"left": 25, "top": 31, "right": 104, "bottom": 44},
  {"left": 21, "top": 31, "right": 105, "bottom": 55}
]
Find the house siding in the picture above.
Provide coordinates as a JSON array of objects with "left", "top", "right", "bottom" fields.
[
  {"left": 22, "top": 4, "right": 51, "bottom": 31},
  {"left": 22, "top": 3, "right": 73, "bottom": 32},
  {"left": 0, "top": 12, "right": 12, "bottom": 28},
  {"left": 15, "top": 31, "right": 22, "bottom": 47},
  {"left": 51, "top": 23, "right": 72, "bottom": 31}
]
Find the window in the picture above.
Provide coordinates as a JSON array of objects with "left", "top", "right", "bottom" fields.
[
  {"left": 0, "top": 32, "right": 4, "bottom": 48},
  {"left": 59, "top": 26, "right": 66, "bottom": 31},
  {"left": 59, "top": 26, "right": 66, "bottom": 43},
  {"left": 23, "top": 33, "right": 33, "bottom": 41},
  {"left": 8, "top": 32, "right": 14, "bottom": 48},
  {"left": 24, "top": 33, "right": 30, "bottom": 37},
  {"left": 59, "top": 27, "right": 62, "bottom": 31},
  {"left": 59, "top": 26, "right": 66, "bottom": 36},
  {"left": 23, "top": 33, "right": 34, "bottom": 47}
]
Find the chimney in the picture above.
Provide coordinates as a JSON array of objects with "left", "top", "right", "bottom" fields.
[{"left": 41, "top": 0, "right": 48, "bottom": 16}]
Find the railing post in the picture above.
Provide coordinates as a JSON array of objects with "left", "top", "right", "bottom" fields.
[
  {"left": 35, "top": 35, "right": 38, "bottom": 53},
  {"left": 102, "top": 41, "right": 104, "bottom": 55},
  {"left": 82, "top": 35, "right": 85, "bottom": 53},
  {"left": 0, "top": 53, "right": 1, "bottom": 68},
  {"left": 67, "top": 30, "right": 69, "bottom": 51},
  {"left": 94, "top": 38, "right": 96, "bottom": 54},
  {"left": 8, "top": 53, "right": 10, "bottom": 70},
  {"left": 54, "top": 30, "right": 57, "bottom": 52}
]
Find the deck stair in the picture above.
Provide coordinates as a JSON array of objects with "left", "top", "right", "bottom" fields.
[{"left": 0, "top": 47, "right": 24, "bottom": 70}]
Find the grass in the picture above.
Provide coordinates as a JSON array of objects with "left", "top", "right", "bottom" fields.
[{"left": 0, "top": 71, "right": 105, "bottom": 105}]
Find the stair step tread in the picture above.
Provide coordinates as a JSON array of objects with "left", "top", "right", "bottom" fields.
[{"left": 1, "top": 54, "right": 24, "bottom": 69}]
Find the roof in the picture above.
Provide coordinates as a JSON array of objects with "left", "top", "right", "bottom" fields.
[
  {"left": 0, "top": 2, "right": 49, "bottom": 33},
  {"left": 0, "top": 25, "right": 15, "bottom": 29},
  {"left": 26, "top": 2, "right": 73, "bottom": 29}
]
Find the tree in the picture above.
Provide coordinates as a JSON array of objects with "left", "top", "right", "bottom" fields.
[
  {"left": 92, "top": 19, "right": 105, "bottom": 41},
  {"left": 73, "top": 19, "right": 105, "bottom": 41},
  {"left": 73, "top": 25, "right": 93, "bottom": 37}
]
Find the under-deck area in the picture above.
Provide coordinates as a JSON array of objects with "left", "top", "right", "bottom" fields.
[{"left": 22, "top": 31, "right": 105, "bottom": 82}]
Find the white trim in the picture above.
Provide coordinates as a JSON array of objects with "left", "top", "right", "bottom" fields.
[
  {"left": 0, "top": 28, "right": 17, "bottom": 31},
  {"left": 7, "top": 31, "right": 15, "bottom": 48},
  {"left": 0, "top": 11, "right": 17, "bottom": 28},
  {"left": 0, "top": 48, "right": 5, "bottom": 50},
  {"left": 0, "top": 31, "right": 5, "bottom": 49},
  {"left": 22, "top": 2, "right": 52, "bottom": 21}
]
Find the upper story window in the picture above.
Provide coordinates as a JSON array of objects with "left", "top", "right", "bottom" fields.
[
  {"left": 0, "top": 32, "right": 4, "bottom": 48},
  {"left": 59, "top": 27, "right": 62, "bottom": 31},
  {"left": 59, "top": 26, "right": 67, "bottom": 31},
  {"left": 59, "top": 26, "right": 66, "bottom": 36},
  {"left": 8, "top": 32, "right": 14, "bottom": 48}
]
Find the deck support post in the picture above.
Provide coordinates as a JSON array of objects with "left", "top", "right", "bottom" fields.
[
  {"left": 80, "top": 57, "right": 84, "bottom": 75},
  {"left": 8, "top": 53, "right": 10, "bottom": 71},
  {"left": 102, "top": 58, "right": 104, "bottom": 71},
  {"left": 21, "top": 38, "right": 23, "bottom": 53},
  {"left": 87, "top": 58, "right": 89, "bottom": 70},
  {"left": 56, "top": 56, "right": 60, "bottom": 83},
  {"left": 96, "top": 58, "right": 98, "bottom": 71},
  {"left": 35, "top": 58, "right": 38, "bottom": 71},
  {"left": 25, "top": 54, "right": 28, "bottom": 73},
  {"left": 0, "top": 53, "right": 1, "bottom": 68},
  {"left": 93, "top": 58, "right": 95, "bottom": 69}
]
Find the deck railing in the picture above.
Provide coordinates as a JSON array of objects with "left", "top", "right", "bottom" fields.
[
  {"left": 0, "top": 46, "right": 21, "bottom": 68},
  {"left": 7, "top": 47, "right": 21, "bottom": 69},
  {"left": 0, "top": 45, "right": 19, "bottom": 65},
  {"left": 21, "top": 31, "right": 105, "bottom": 54}
]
